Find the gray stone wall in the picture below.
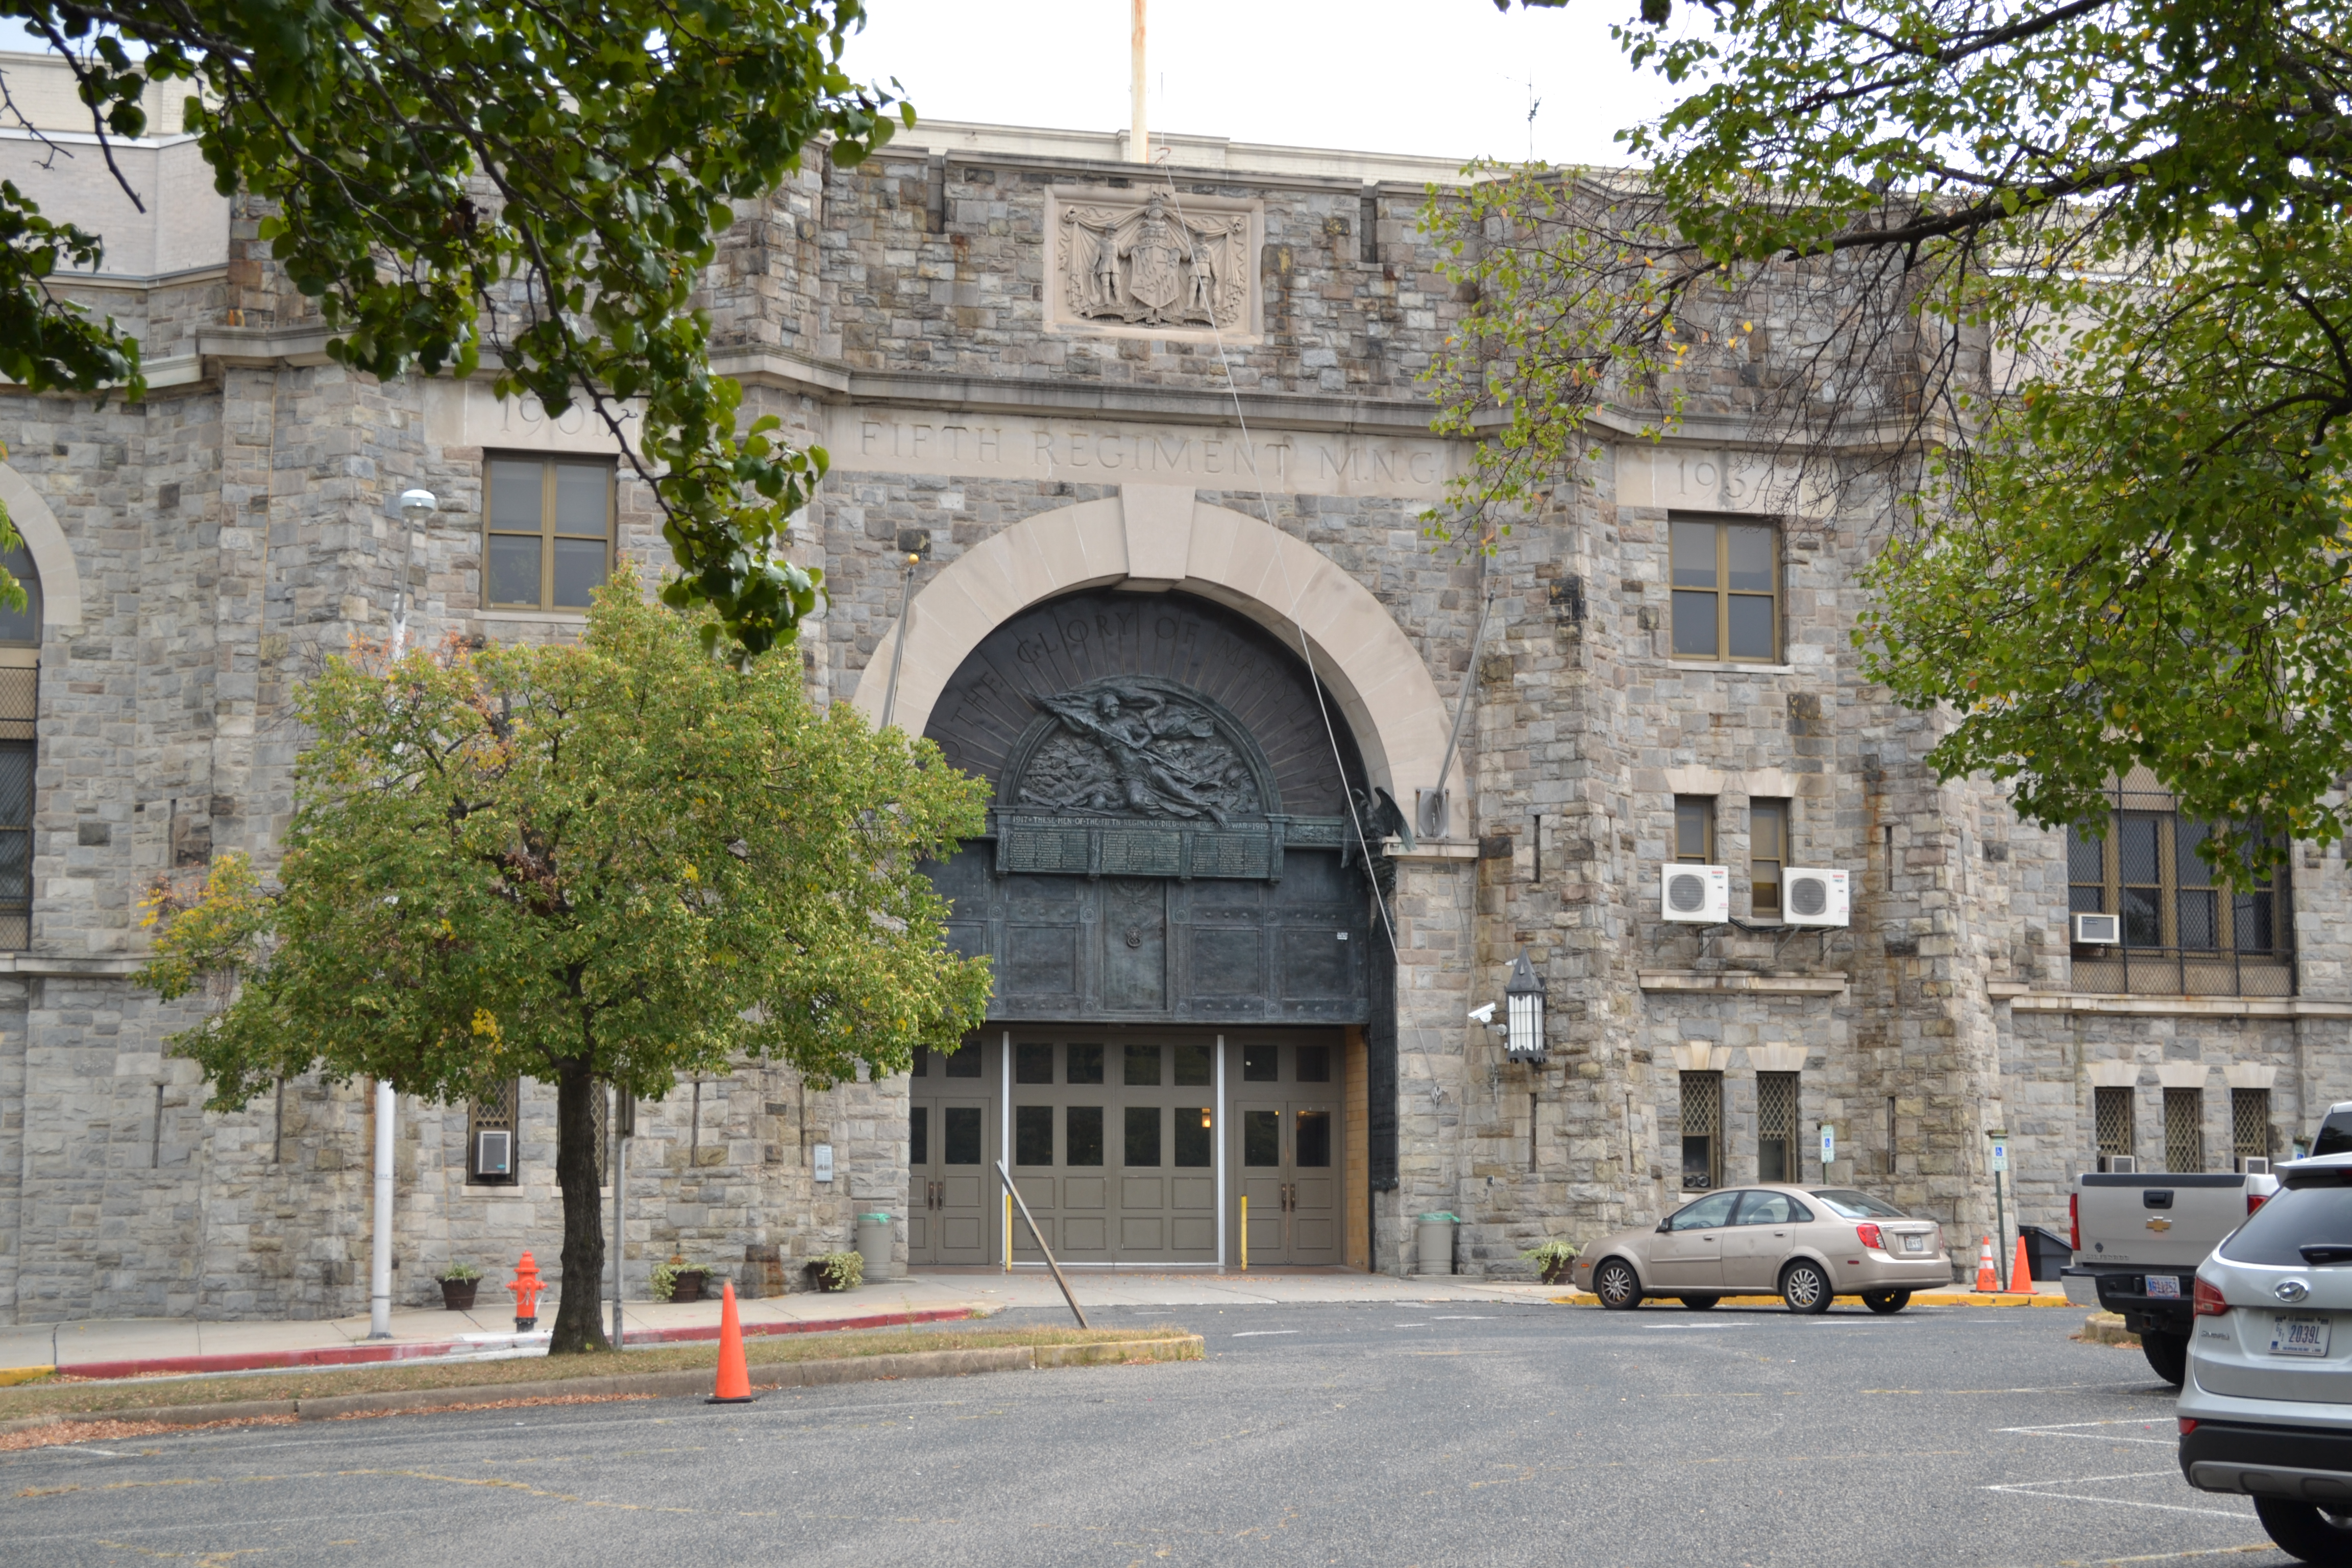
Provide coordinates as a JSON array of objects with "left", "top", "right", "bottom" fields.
[{"left": 0, "top": 120, "right": 2341, "bottom": 1321}]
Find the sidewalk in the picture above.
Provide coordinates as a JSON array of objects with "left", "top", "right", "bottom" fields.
[
  {"left": 0, "top": 1270, "right": 1562, "bottom": 1381},
  {"left": 0, "top": 1267, "right": 2071, "bottom": 1383}
]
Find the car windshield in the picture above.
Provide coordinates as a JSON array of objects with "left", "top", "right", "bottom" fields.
[
  {"left": 2218, "top": 1178, "right": 2352, "bottom": 1266},
  {"left": 1810, "top": 1189, "right": 1907, "bottom": 1219}
]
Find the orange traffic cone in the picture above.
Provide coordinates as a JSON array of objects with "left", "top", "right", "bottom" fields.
[
  {"left": 706, "top": 1281, "right": 757, "bottom": 1404},
  {"left": 1974, "top": 1235, "right": 2000, "bottom": 1292},
  {"left": 2010, "top": 1235, "right": 2037, "bottom": 1296}
]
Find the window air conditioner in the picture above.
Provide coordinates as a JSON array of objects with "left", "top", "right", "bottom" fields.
[
  {"left": 2102, "top": 1154, "right": 2138, "bottom": 1174},
  {"left": 1782, "top": 868, "right": 1850, "bottom": 927},
  {"left": 1660, "top": 864, "right": 1730, "bottom": 923},
  {"left": 475, "top": 1129, "right": 512, "bottom": 1178},
  {"left": 2243, "top": 1157, "right": 2271, "bottom": 1175},
  {"left": 2072, "top": 912, "right": 2121, "bottom": 945}
]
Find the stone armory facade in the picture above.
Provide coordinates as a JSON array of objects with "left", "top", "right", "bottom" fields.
[{"left": 0, "top": 61, "right": 2344, "bottom": 1321}]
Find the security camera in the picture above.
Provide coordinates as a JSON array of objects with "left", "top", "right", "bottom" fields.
[{"left": 1467, "top": 1002, "right": 1497, "bottom": 1024}]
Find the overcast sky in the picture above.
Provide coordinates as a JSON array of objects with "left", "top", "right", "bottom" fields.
[{"left": 839, "top": 0, "right": 1682, "bottom": 168}]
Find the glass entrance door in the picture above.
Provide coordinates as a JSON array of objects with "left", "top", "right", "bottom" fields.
[
  {"left": 1232, "top": 1039, "right": 1341, "bottom": 1266},
  {"left": 909, "top": 1039, "right": 993, "bottom": 1265}
]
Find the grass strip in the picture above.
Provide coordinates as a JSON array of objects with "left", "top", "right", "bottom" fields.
[{"left": 0, "top": 1324, "right": 1188, "bottom": 1421}]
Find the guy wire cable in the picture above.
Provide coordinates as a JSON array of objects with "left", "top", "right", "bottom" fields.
[{"left": 1154, "top": 162, "right": 1409, "bottom": 961}]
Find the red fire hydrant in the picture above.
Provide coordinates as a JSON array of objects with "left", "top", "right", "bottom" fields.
[{"left": 508, "top": 1251, "right": 546, "bottom": 1332}]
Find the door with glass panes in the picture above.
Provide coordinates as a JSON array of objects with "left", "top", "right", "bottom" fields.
[
  {"left": 1233, "top": 1039, "right": 1339, "bottom": 1266},
  {"left": 1008, "top": 1037, "right": 1219, "bottom": 1265},
  {"left": 908, "top": 1037, "right": 993, "bottom": 1265}
]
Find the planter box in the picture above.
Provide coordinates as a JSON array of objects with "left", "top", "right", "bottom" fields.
[
  {"left": 670, "top": 1270, "right": 707, "bottom": 1304},
  {"left": 438, "top": 1279, "right": 479, "bottom": 1311}
]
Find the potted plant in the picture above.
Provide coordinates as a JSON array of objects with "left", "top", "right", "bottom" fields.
[
  {"left": 809, "top": 1251, "right": 864, "bottom": 1292},
  {"left": 1520, "top": 1238, "right": 1580, "bottom": 1285},
  {"left": 650, "top": 1256, "right": 708, "bottom": 1304},
  {"left": 437, "top": 1261, "right": 482, "bottom": 1311}
]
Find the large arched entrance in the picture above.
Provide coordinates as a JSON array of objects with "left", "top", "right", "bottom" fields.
[{"left": 906, "top": 586, "right": 1385, "bottom": 1269}]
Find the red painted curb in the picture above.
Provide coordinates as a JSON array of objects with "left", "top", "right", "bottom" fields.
[{"left": 56, "top": 1307, "right": 975, "bottom": 1382}]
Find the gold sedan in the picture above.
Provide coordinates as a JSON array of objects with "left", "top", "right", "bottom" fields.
[{"left": 1570, "top": 1185, "right": 1949, "bottom": 1313}]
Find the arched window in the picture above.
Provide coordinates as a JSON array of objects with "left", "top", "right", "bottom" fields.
[{"left": 0, "top": 544, "right": 42, "bottom": 949}]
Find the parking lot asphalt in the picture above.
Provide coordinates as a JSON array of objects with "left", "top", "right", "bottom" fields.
[{"left": 0, "top": 1299, "right": 2291, "bottom": 1568}]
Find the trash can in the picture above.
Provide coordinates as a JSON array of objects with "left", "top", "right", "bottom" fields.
[
  {"left": 2022, "top": 1224, "right": 2073, "bottom": 1287},
  {"left": 854, "top": 1212, "right": 894, "bottom": 1282},
  {"left": 1414, "top": 1212, "right": 1460, "bottom": 1277}
]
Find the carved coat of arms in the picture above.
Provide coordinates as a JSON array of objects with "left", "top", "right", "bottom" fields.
[{"left": 1058, "top": 191, "right": 1250, "bottom": 331}]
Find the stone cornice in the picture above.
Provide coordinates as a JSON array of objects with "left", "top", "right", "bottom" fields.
[
  {"left": 0, "top": 953, "right": 149, "bottom": 977},
  {"left": 1638, "top": 971, "right": 1849, "bottom": 996},
  {"left": 1986, "top": 983, "right": 2352, "bottom": 1019}
]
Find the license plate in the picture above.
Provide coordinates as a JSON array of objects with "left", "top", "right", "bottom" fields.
[
  {"left": 2146, "top": 1276, "right": 2180, "bottom": 1299},
  {"left": 1903, "top": 1235, "right": 1924, "bottom": 1253},
  {"left": 2271, "top": 1314, "right": 2331, "bottom": 1358}
]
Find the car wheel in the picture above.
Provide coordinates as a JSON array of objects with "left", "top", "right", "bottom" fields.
[
  {"left": 2140, "top": 1328, "right": 2188, "bottom": 1386},
  {"left": 1861, "top": 1290, "right": 1910, "bottom": 1315},
  {"left": 1780, "top": 1259, "right": 1833, "bottom": 1315},
  {"left": 1679, "top": 1295, "right": 1721, "bottom": 1311},
  {"left": 1594, "top": 1258, "right": 1643, "bottom": 1311},
  {"left": 2254, "top": 1498, "right": 2352, "bottom": 1564}
]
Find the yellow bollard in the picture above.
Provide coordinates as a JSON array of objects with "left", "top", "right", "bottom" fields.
[
  {"left": 1003, "top": 1192, "right": 1013, "bottom": 1273},
  {"left": 1240, "top": 1195, "right": 1248, "bottom": 1271}
]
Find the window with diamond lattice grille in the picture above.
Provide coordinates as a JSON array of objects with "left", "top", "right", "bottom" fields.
[
  {"left": 1680, "top": 1071, "right": 1722, "bottom": 1191},
  {"left": 2095, "top": 1086, "right": 2135, "bottom": 1167},
  {"left": 1757, "top": 1071, "right": 1798, "bottom": 1183},
  {"left": 2164, "top": 1087, "right": 2204, "bottom": 1173},
  {"left": 2233, "top": 1087, "right": 2271, "bottom": 1167},
  {"left": 467, "top": 1079, "right": 521, "bottom": 1185}
]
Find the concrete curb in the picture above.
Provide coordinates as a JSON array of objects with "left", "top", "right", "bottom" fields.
[
  {"left": 1546, "top": 1289, "right": 2075, "bottom": 1308},
  {"left": 0, "top": 1336, "right": 1204, "bottom": 1440},
  {"left": 2079, "top": 1311, "right": 2139, "bottom": 1346},
  {"left": 49, "top": 1306, "right": 977, "bottom": 1382}
]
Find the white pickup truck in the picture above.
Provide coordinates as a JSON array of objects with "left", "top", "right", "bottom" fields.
[{"left": 2073, "top": 1166, "right": 2280, "bottom": 1384}]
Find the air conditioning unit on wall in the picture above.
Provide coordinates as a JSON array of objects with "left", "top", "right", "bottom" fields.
[
  {"left": 475, "top": 1129, "right": 512, "bottom": 1178},
  {"left": 1782, "top": 868, "right": 1850, "bottom": 927},
  {"left": 2072, "top": 912, "right": 2121, "bottom": 945},
  {"left": 1660, "top": 864, "right": 1729, "bottom": 923}
]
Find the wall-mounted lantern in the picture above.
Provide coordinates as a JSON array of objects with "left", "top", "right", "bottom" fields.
[{"left": 1504, "top": 949, "right": 1547, "bottom": 1064}]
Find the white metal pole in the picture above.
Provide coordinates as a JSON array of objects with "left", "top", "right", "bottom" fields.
[
  {"left": 1129, "top": 0, "right": 1148, "bottom": 163},
  {"left": 1214, "top": 1034, "right": 1227, "bottom": 1269},
  {"left": 369, "top": 1078, "right": 395, "bottom": 1338}
]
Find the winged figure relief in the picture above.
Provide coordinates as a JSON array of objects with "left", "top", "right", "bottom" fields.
[{"left": 1022, "top": 688, "right": 1253, "bottom": 826}]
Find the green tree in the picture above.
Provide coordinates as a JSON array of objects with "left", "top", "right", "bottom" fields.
[
  {"left": 3, "top": 1, "right": 908, "bottom": 655},
  {"left": 139, "top": 590, "right": 992, "bottom": 1352},
  {"left": 1439, "top": 0, "right": 2352, "bottom": 864}
]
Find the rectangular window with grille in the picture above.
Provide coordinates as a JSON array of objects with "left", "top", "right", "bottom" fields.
[
  {"left": 1757, "top": 1071, "right": 1798, "bottom": 1182},
  {"left": 2233, "top": 1087, "right": 2271, "bottom": 1168},
  {"left": 467, "top": 1079, "right": 521, "bottom": 1185},
  {"left": 591, "top": 1082, "right": 611, "bottom": 1185},
  {"left": 2164, "top": 1087, "right": 2204, "bottom": 1173},
  {"left": 0, "top": 664, "right": 33, "bottom": 951},
  {"left": 1680, "top": 1071, "right": 1722, "bottom": 1191},
  {"left": 2067, "top": 773, "right": 2291, "bottom": 996},
  {"left": 2095, "top": 1085, "right": 2135, "bottom": 1168}
]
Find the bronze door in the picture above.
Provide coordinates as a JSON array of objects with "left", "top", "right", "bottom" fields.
[
  {"left": 909, "top": 1039, "right": 993, "bottom": 1266},
  {"left": 1231, "top": 1038, "right": 1342, "bottom": 1266}
]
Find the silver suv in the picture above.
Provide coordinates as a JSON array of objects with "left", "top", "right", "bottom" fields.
[{"left": 2179, "top": 1152, "right": 2352, "bottom": 1562}]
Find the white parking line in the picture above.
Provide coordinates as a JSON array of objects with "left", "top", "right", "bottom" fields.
[
  {"left": 1429, "top": 1315, "right": 1493, "bottom": 1320},
  {"left": 1980, "top": 1471, "right": 2257, "bottom": 1522},
  {"left": 1231, "top": 1330, "right": 1297, "bottom": 1337},
  {"left": 1998, "top": 1418, "right": 2178, "bottom": 1447}
]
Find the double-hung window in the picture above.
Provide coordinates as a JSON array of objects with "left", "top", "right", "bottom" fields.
[
  {"left": 1670, "top": 518, "right": 1779, "bottom": 662},
  {"left": 485, "top": 456, "right": 615, "bottom": 612},
  {"left": 1673, "top": 796, "right": 1715, "bottom": 864},
  {"left": 1750, "top": 799, "right": 1788, "bottom": 919}
]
